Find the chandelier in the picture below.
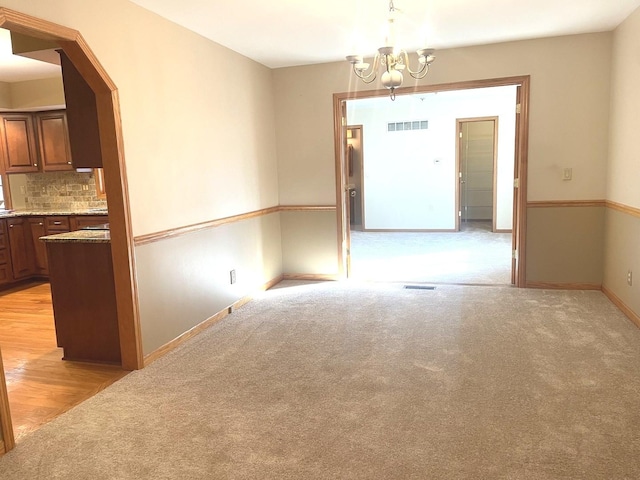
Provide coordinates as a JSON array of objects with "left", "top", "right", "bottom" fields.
[{"left": 346, "top": 0, "right": 435, "bottom": 100}]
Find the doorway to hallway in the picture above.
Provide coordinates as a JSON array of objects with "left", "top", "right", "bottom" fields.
[
  {"left": 340, "top": 82, "right": 523, "bottom": 286},
  {"left": 458, "top": 118, "right": 498, "bottom": 231}
]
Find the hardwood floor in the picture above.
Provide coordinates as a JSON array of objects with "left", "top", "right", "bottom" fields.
[{"left": 0, "top": 281, "right": 128, "bottom": 443}]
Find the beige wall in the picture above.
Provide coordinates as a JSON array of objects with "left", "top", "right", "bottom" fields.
[
  {"left": 274, "top": 33, "right": 611, "bottom": 205},
  {"left": 0, "top": 82, "right": 10, "bottom": 109},
  {"left": 273, "top": 33, "right": 612, "bottom": 277},
  {"left": 0, "top": 77, "right": 64, "bottom": 110},
  {"left": 9, "top": 76, "right": 65, "bottom": 109},
  {"left": 607, "top": 7, "right": 640, "bottom": 210},
  {"left": 603, "top": 6, "right": 640, "bottom": 319}
]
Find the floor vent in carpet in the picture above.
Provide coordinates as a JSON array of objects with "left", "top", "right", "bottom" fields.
[{"left": 404, "top": 285, "right": 436, "bottom": 290}]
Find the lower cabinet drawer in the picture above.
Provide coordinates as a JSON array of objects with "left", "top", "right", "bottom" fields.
[{"left": 46, "top": 216, "right": 71, "bottom": 232}]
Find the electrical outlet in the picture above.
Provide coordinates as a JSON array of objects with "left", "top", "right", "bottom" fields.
[
  {"left": 230, "top": 269, "right": 236, "bottom": 285},
  {"left": 628, "top": 270, "right": 633, "bottom": 286}
]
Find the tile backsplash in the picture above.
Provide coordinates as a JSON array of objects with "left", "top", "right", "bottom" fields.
[{"left": 10, "top": 171, "right": 108, "bottom": 211}]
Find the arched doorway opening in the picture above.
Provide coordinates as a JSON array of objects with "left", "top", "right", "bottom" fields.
[{"left": 0, "top": 7, "right": 143, "bottom": 454}]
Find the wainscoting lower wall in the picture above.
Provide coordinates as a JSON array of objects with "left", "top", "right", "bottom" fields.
[
  {"left": 603, "top": 205, "right": 640, "bottom": 326},
  {"left": 280, "top": 209, "right": 339, "bottom": 276},
  {"left": 525, "top": 202, "right": 605, "bottom": 288},
  {"left": 135, "top": 212, "right": 283, "bottom": 357},
  {"left": 131, "top": 200, "right": 640, "bottom": 362},
  {"left": 525, "top": 200, "right": 640, "bottom": 327}
]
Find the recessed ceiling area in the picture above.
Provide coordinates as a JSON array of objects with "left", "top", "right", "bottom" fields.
[
  {"left": 0, "top": 28, "right": 61, "bottom": 83},
  {"left": 128, "top": 0, "right": 640, "bottom": 68}
]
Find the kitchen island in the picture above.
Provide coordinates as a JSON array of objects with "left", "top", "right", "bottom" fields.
[{"left": 40, "top": 229, "right": 121, "bottom": 365}]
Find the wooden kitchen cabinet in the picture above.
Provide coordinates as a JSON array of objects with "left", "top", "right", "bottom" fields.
[
  {"left": 0, "top": 114, "right": 39, "bottom": 173},
  {"left": 28, "top": 217, "right": 48, "bottom": 276},
  {"left": 6, "top": 217, "right": 34, "bottom": 280},
  {"left": 0, "top": 214, "right": 108, "bottom": 288},
  {"left": 71, "top": 215, "right": 108, "bottom": 231},
  {"left": 35, "top": 111, "right": 73, "bottom": 172},
  {"left": 45, "top": 216, "right": 71, "bottom": 234},
  {"left": 0, "top": 221, "right": 13, "bottom": 285},
  {"left": 1, "top": 111, "right": 74, "bottom": 174}
]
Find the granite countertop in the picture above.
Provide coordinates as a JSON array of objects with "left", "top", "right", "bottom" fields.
[
  {"left": 0, "top": 209, "right": 111, "bottom": 243},
  {"left": 0, "top": 208, "right": 108, "bottom": 218},
  {"left": 40, "top": 230, "right": 111, "bottom": 244}
]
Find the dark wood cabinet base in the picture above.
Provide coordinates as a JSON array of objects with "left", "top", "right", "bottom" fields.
[{"left": 45, "top": 241, "right": 121, "bottom": 365}]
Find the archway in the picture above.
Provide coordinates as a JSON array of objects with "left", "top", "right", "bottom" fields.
[{"left": 0, "top": 7, "right": 143, "bottom": 454}]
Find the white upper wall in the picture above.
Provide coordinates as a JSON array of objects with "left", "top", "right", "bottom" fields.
[
  {"left": 607, "top": 6, "right": 640, "bottom": 209},
  {"left": 0, "top": 0, "right": 280, "bottom": 237},
  {"left": 347, "top": 86, "right": 516, "bottom": 230}
]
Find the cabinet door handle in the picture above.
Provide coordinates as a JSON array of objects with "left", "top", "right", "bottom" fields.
[
  {"left": 34, "top": 163, "right": 38, "bottom": 167},
  {"left": 53, "top": 221, "right": 62, "bottom": 225},
  {"left": 67, "top": 161, "right": 72, "bottom": 165},
  {"left": 39, "top": 222, "right": 44, "bottom": 226},
  {"left": 9, "top": 225, "right": 13, "bottom": 228}
]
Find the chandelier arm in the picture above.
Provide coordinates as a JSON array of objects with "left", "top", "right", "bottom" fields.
[
  {"left": 352, "top": 53, "right": 380, "bottom": 83},
  {"left": 398, "top": 51, "right": 429, "bottom": 78},
  {"left": 408, "top": 64, "right": 429, "bottom": 80},
  {"left": 354, "top": 70, "right": 378, "bottom": 84}
]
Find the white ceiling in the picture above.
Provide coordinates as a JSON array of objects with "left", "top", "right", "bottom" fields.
[
  {"left": 128, "top": 0, "right": 640, "bottom": 68},
  {"left": 1, "top": 0, "right": 639, "bottom": 83}
]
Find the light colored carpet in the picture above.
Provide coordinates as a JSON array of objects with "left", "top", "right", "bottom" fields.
[
  {"left": 2, "top": 280, "right": 640, "bottom": 479},
  {"left": 350, "top": 221, "right": 512, "bottom": 285}
]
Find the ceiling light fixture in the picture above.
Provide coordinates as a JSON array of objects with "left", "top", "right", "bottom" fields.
[{"left": 346, "top": 0, "right": 435, "bottom": 101}]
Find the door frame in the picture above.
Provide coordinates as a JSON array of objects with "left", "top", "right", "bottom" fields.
[
  {"left": 456, "top": 116, "right": 500, "bottom": 232},
  {"left": 0, "top": 7, "right": 144, "bottom": 453},
  {"left": 333, "top": 75, "right": 530, "bottom": 285}
]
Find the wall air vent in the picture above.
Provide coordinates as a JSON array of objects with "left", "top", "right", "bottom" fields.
[
  {"left": 388, "top": 120, "right": 428, "bottom": 132},
  {"left": 404, "top": 285, "right": 436, "bottom": 290}
]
